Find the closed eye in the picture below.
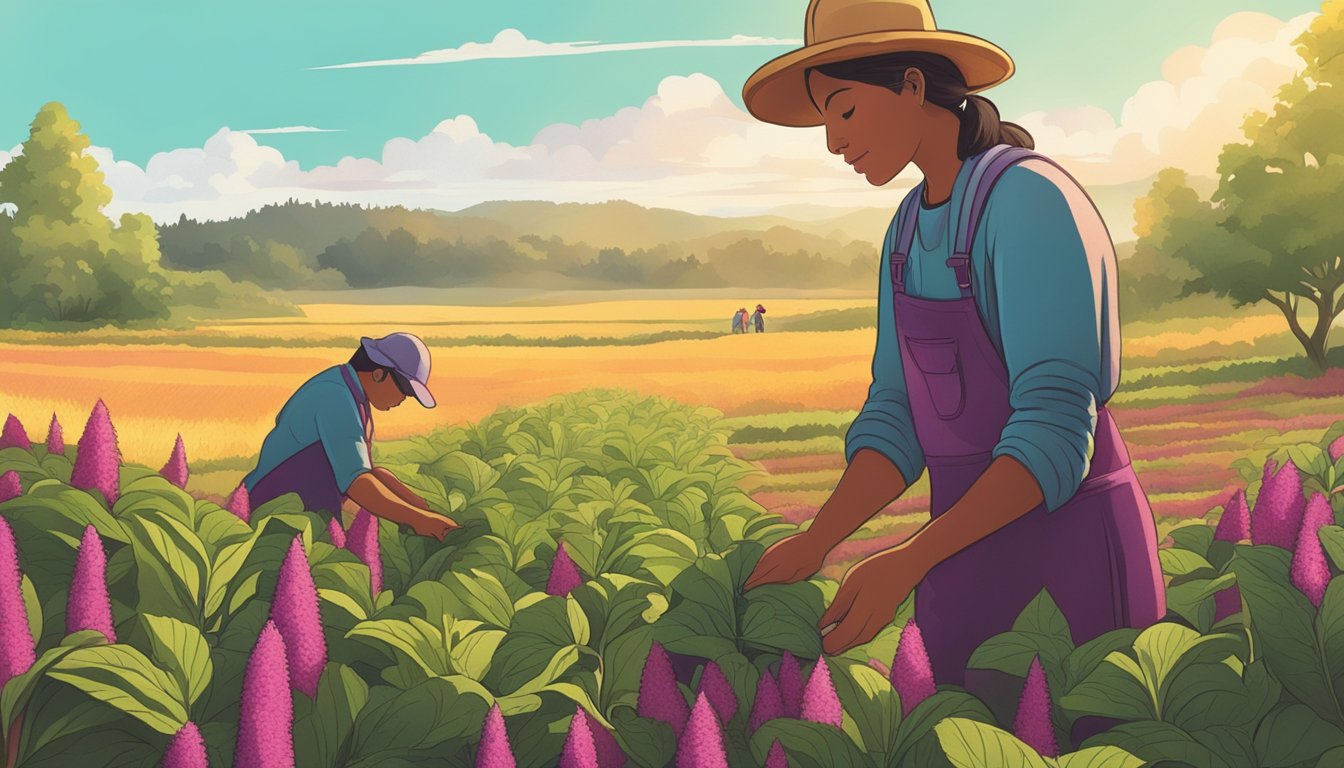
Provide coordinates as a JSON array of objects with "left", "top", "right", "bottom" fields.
[{"left": 842, "top": 107, "right": 855, "bottom": 120}]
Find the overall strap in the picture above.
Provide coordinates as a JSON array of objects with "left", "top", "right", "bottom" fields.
[
  {"left": 338, "top": 365, "right": 374, "bottom": 446},
  {"left": 889, "top": 181, "right": 924, "bottom": 295},
  {"left": 947, "top": 145, "right": 1048, "bottom": 298}
]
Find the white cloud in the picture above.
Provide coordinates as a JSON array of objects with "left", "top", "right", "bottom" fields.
[
  {"left": 237, "top": 126, "right": 343, "bottom": 134},
  {"left": 1017, "top": 11, "right": 1316, "bottom": 186},
  {"left": 310, "top": 28, "right": 801, "bottom": 70}
]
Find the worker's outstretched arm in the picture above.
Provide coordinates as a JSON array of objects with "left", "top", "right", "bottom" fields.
[{"left": 346, "top": 472, "right": 457, "bottom": 540}]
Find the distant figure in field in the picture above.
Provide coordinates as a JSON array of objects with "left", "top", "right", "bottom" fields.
[
  {"left": 732, "top": 307, "right": 749, "bottom": 334},
  {"left": 752, "top": 304, "right": 767, "bottom": 333}
]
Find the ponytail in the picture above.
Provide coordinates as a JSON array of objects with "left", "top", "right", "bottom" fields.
[{"left": 958, "top": 94, "right": 1033, "bottom": 159}]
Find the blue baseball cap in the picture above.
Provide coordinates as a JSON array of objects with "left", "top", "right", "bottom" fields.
[{"left": 359, "top": 332, "right": 436, "bottom": 408}]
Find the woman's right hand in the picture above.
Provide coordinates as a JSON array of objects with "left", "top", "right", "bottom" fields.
[
  {"left": 743, "top": 530, "right": 833, "bottom": 591},
  {"left": 411, "top": 511, "right": 459, "bottom": 541}
]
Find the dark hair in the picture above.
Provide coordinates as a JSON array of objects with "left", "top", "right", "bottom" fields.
[
  {"left": 810, "top": 52, "right": 1033, "bottom": 160},
  {"left": 349, "top": 347, "right": 416, "bottom": 397}
]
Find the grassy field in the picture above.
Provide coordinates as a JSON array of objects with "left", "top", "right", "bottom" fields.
[{"left": 2, "top": 291, "right": 1342, "bottom": 579}]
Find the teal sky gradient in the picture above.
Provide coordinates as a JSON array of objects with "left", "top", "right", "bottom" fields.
[{"left": 0, "top": 0, "right": 1321, "bottom": 168}]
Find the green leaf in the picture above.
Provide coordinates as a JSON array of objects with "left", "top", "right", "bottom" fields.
[
  {"left": 48, "top": 644, "right": 189, "bottom": 735},
  {"left": 1059, "top": 656, "right": 1153, "bottom": 722},
  {"left": 752, "top": 719, "right": 874, "bottom": 768},
  {"left": 655, "top": 554, "right": 739, "bottom": 660},
  {"left": 1063, "top": 629, "right": 1139, "bottom": 691},
  {"left": 295, "top": 663, "right": 370, "bottom": 768},
  {"left": 741, "top": 580, "right": 829, "bottom": 658},
  {"left": 1081, "top": 721, "right": 1228, "bottom": 768},
  {"left": 609, "top": 704, "right": 676, "bottom": 768},
  {"left": 1323, "top": 527, "right": 1344, "bottom": 572},
  {"left": 1054, "top": 746, "right": 1146, "bottom": 768},
  {"left": 1160, "top": 549, "right": 1217, "bottom": 578},
  {"left": 1254, "top": 704, "right": 1344, "bottom": 767},
  {"left": 347, "top": 619, "right": 448, "bottom": 678},
  {"left": 1230, "top": 546, "right": 1339, "bottom": 724},
  {"left": 831, "top": 662, "right": 901, "bottom": 766},
  {"left": 566, "top": 595, "right": 590, "bottom": 648},
  {"left": 1164, "top": 574, "right": 1236, "bottom": 632},
  {"left": 21, "top": 574, "right": 42, "bottom": 645},
  {"left": 123, "top": 511, "right": 208, "bottom": 625},
  {"left": 0, "top": 631, "right": 106, "bottom": 733},
  {"left": 346, "top": 677, "right": 486, "bottom": 767},
  {"left": 933, "top": 717, "right": 1051, "bottom": 768},
  {"left": 203, "top": 517, "right": 268, "bottom": 620},
  {"left": 1167, "top": 525, "right": 1215, "bottom": 558},
  {"left": 140, "top": 614, "right": 213, "bottom": 709},
  {"left": 891, "top": 690, "right": 996, "bottom": 767}
]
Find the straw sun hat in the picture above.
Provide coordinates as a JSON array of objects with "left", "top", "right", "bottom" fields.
[{"left": 743, "top": 0, "right": 1015, "bottom": 127}]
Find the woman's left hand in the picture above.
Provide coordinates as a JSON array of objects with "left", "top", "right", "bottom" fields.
[{"left": 819, "top": 546, "right": 928, "bottom": 655}]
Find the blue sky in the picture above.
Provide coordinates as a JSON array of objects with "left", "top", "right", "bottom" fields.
[
  {"left": 0, "top": 1, "right": 1322, "bottom": 228},
  {"left": 1, "top": 0, "right": 1319, "bottom": 168}
]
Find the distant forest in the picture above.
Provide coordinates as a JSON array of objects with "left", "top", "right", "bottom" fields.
[{"left": 157, "top": 200, "right": 881, "bottom": 292}]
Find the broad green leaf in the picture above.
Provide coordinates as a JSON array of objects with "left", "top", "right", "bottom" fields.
[
  {"left": 346, "top": 677, "right": 485, "bottom": 767},
  {"left": 741, "top": 580, "right": 828, "bottom": 658},
  {"left": 1320, "top": 578, "right": 1344, "bottom": 712},
  {"left": 295, "top": 663, "right": 370, "bottom": 768},
  {"left": 891, "top": 690, "right": 996, "bottom": 767},
  {"left": 1167, "top": 525, "right": 1215, "bottom": 558},
  {"left": 48, "top": 644, "right": 189, "bottom": 734},
  {"left": 1080, "top": 721, "right": 1228, "bottom": 768},
  {"left": 0, "top": 631, "right": 107, "bottom": 732},
  {"left": 347, "top": 619, "right": 448, "bottom": 678},
  {"left": 1160, "top": 549, "right": 1217, "bottom": 577},
  {"left": 203, "top": 518, "right": 268, "bottom": 619},
  {"left": 1060, "top": 656, "right": 1153, "bottom": 723},
  {"left": 752, "top": 719, "right": 874, "bottom": 768},
  {"left": 1322, "top": 527, "right": 1344, "bottom": 572},
  {"left": 21, "top": 574, "right": 41, "bottom": 645},
  {"left": 934, "top": 717, "right": 1051, "bottom": 768},
  {"left": 141, "top": 613, "right": 213, "bottom": 708},
  {"left": 1254, "top": 704, "right": 1344, "bottom": 768},
  {"left": 832, "top": 662, "right": 901, "bottom": 765},
  {"left": 566, "top": 595, "right": 591, "bottom": 648},
  {"left": 450, "top": 628, "right": 506, "bottom": 681},
  {"left": 1054, "top": 746, "right": 1146, "bottom": 768},
  {"left": 123, "top": 511, "right": 208, "bottom": 624}
]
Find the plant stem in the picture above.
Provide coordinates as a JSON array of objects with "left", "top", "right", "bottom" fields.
[{"left": 5, "top": 713, "right": 23, "bottom": 768}]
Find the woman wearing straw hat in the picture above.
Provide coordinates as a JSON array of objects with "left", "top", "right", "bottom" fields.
[{"left": 741, "top": 0, "right": 1165, "bottom": 737}]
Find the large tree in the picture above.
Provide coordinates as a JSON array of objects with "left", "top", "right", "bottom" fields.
[
  {"left": 1137, "top": 1, "right": 1344, "bottom": 371},
  {"left": 0, "top": 102, "right": 171, "bottom": 325}
]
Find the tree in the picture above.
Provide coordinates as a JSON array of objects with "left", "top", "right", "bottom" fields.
[
  {"left": 0, "top": 102, "right": 170, "bottom": 325},
  {"left": 1140, "top": 3, "right": 1344, "bottom": 370}
]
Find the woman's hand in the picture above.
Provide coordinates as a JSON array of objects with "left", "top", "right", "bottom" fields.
[
  {"left": 819, "top": 545, "right": 927, "bottom": 655},
  {"left": 410, "top": 511, "right": 459, "bottom": 541},
  {"left": 743, "top": 530, "right": 833, "bottom": 591}
]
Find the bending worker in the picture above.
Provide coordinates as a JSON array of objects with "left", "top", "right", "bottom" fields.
[{"left": 243, "top": 332, "right": 458, "bottom": 540}]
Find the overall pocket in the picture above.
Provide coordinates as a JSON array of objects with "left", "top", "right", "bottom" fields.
[{"left": 907, "top": 337, "right": 966, "bottom": 419}]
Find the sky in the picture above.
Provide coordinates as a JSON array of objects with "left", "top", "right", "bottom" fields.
[{"left": 0, "top": 0, "right": 1325, "bottom": 229}]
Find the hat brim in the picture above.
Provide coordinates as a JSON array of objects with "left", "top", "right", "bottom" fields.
[
  {"left": 360, "top": 336, "right": 436, "bottom": 408},
  {"left": 743, "top": 30, "right": 1014, "bottom": 127}
]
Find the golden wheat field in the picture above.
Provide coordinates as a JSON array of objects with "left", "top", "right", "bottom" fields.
[{"left": 0, "top": 295, "right": 1321, "bottom": 504}]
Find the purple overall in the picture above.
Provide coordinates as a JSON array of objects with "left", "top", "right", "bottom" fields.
[
  {"left": 890, "top": 145, "right": 1165, "bottom": 741},
  {"left": 248, "top": 366, "right": 373, "bottom": 517}
]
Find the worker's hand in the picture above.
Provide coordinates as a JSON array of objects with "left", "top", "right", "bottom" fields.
[
  {"left": 410, "top": 511, "right": 459, "bottom": 541},
  {"left": 819, "top": 546, "right": 925, "bottom": 655},
  {"left": 743, "top": 530, "right": 831, "bottom": 591}
]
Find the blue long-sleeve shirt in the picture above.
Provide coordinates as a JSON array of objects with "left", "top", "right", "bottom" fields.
[{"left": 845, "top": 157, "right": 1121, "bottom": 512}]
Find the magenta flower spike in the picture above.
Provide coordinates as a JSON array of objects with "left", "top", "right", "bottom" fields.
[
  {"left": 800, "top": 656, "right": 843, "bottom": 728},
  {"left": 0, "top": 517, "right": 35, "bottom": 686},
  {"left": 233, "top": 621, "right": 295, "bottom": 768},
  {"left": 326, "top": 517, "right": 347, "bottom": 549},
  {"left": 1252, "top": 458, "right": 1306, "bottom": 550},
  {"left": 547, "top": 541, "right": 584, "bottom": 597},
  {"left": 160, "top": 434, "right": 189, "bottom": 489},
  {"left": 1014, "top": 656, "right": 1059, "bottom": 758},
  {"left": 891, "top": 619, "right": 937, "bottom": 717},
  {"left": 345, "top": 508, "right": 383, "bottom": 595},
  {"left": 46, "top": 413, "right": 65, "bottom": 455},
  {"left": 765, "top": 740, "right": 789, "bottom": 768},
  {"left": 1291, "top": 492, "right": 1334, "bottom": 609},
  {"left": 1213, "top": 489, "right": 1250, "bottom": 543},
  {"left": 226, "top": 483, "right": 252, "bottom": 523},
  {"left": 578, "top": 709, "right": 627, "bottom": 768},
  {"left": 697, "top": 661, "right": 738, "bottom": 724},
  {"left": 637, "top": 641, "right": 690, "bottom": 737},
  {"left": 1331, "top": 434, "right": 1344, "bottom": 464},
  {"left": 777, "top": 651, "right": 804, "bottom": 719},
  {"left": 163, "top": 721, "right": 208, "bottom": 768},
  {"left": 67, "top": 526, "right": 116, "bottom": 642},
  {"left": 749, "top": 670, "right": 785, "bottom": 733},
  {"left": 0, "top": 414, "right": 30, "bottom": 451},
  {"left": 476, "top": 703, "right": 516, "bottom": 768},
  {"left": 70, "top": 400, "right": 122, "bottom": 507},
  {"left": 675, "top": 692, "right": 729, "bottom": 768},
  {"left": 0, "top": 471, "right": 21, "bottom": 504},
  {"left": 270, "top": 535, "right": 327, "bottom": 698},
  {"left": 558, "top": 706, "right": 600, "bottom": 768}
]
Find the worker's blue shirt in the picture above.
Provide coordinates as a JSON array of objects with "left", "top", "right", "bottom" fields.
[
  {"left": 845, "top": 158, "right": 1121, "bottom": 512},
  {"left": 243, "top": 364, "right": 372, "bottom": 495}
]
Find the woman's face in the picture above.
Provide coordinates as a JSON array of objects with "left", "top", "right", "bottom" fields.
[{"left": 807, "top": 68, "right": 923, "bottom": 187}]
